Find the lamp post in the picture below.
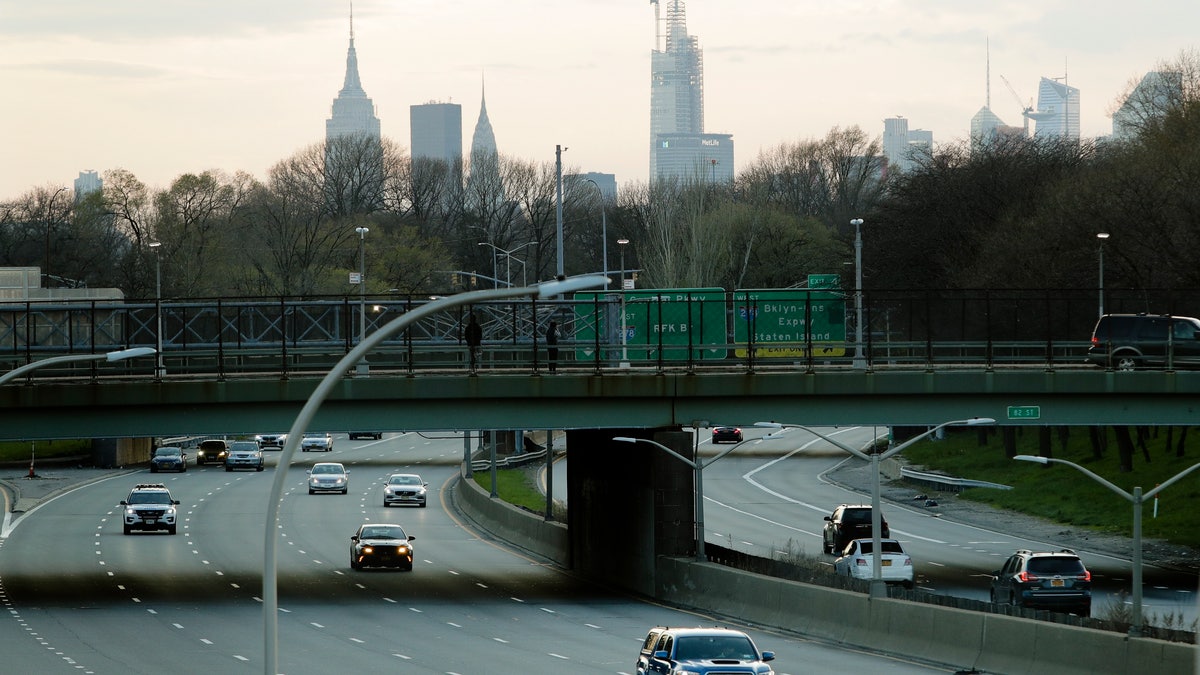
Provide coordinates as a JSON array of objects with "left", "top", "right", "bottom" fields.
[
  {"left": 555, "top": 144, "right": 567, "bottom": 280},
  {"left": 614, "top": 424, "right": 745, "bottom": 561},
  {"left": 757, "top": 418, "right": 996, "bottom": 597},
  {"left": 478, "top": 241, "right": 535, "bottom": 288},
  {"left": 584, "top": 178, "right": 608, "bottom": 280},
  {"left": 355, "top": 226, "right": 369, "bottom": 374},
  {"left": 617, "top": 238, "right": 630, "bottom": 368},
  {"left": 0, "top": 347, "right": 156, "bottom": 386},
  {"left": 261, "top": 274, "right": 609, "bottom": 675},
  {"left": 43, "top": 186, "right": 68, "bottom": 283},
  {"left": 850, "top": 218, "right": 866, "bottom": 369},
  {"left": 148, "top": 241, "right": 165, "bottom": 378},
  {"left": 1013, "top": 454, "right": 1200, "bottom": 636},
  {"left": 1097, "top": 232, "right": 1110, "bottom": 318}
]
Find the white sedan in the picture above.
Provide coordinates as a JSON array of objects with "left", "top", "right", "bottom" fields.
[
  {"left": 300, "top": 432, "right": 334, "bottom": 452},
  {"left": 833, "top": 538, "right": 914, "bottom": 588}
]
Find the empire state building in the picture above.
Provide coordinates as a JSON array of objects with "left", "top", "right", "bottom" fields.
[{"left": 324, "top": 12, "right": 383, "bottom": 214}]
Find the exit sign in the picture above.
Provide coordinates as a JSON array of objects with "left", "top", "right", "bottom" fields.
[{"left": 1007, "top": 406, "right": 1041, "bottom": 420}]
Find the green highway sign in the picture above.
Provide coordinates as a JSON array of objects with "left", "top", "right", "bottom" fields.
[
  {"left": 1007, "top": 406, "right": 1041, "bottom": 420},
  {"left": 732, "top": 288, "right": 846, "bottom": 358},
  {"left": 572, "top": 289, "right": 727, "bottom": 361}
]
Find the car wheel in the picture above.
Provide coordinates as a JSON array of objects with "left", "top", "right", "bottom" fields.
[
  {"left": 150, "top": 466, "right": 158, "bottom": 473},
  {"left": 256, "top": 465, "right": 264, "bottom": 472},
  {"left": 309, "top": 488, "right": 315, "bottom": 494},
  {"left": 350, "top": 559, "right": 360, "bottom": 570},
  {"left": 168, "top": 525, "right": 177, "bottom": 535},
  {"left": 123, "top": 525, "right": 131, "bottom": 535},
  {"left": 181, "top": 465, "right": 187, "bottom": 472},
  {"left": 226, "top": 466, "right": 233, "bottom": 472},
  {"left": 383, "top": 501, "right": 390, "bottom": 507},
  {"left": 1114, "top": 354, "right": 1139, "bottom": 371},
  {"left": 419, "top": 501, "right": 427, "bottom": 508},
  {"left": 341, "top": 488, "right": 348, "bottom": 494}
]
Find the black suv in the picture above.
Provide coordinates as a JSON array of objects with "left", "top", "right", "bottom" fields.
[
  {"left": 990, "top": 548, "right": 1091, "bottom": 616},
  {"left": 1085, "top": 313, "right": 1200, "bottom": 371},
  {"left": 120, "top": 483, "right": 180, "bottom": 535},
  {"left": 636, "top": 626, "right": 775, "bottom": 675},
  {"left": 822, "top": 504, "right": 888, "bottom": 555}
]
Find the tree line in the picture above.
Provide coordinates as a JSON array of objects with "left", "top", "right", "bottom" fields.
[{"left": 3, "top": 52, "right": 1198, "bottom": 307}]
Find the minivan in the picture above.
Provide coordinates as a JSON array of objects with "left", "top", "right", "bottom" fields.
[{"left": 1085, "top": 313, "right": 1200, "bottom": 370}]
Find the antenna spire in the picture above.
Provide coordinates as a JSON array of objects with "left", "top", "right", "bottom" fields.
[{"left": 350, "top": 2, "right": 355, "bottom": 41}]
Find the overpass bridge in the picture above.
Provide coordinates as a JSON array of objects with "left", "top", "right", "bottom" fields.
[{"left": 3, "top": 290, "right": 1200, "bottom": 439}]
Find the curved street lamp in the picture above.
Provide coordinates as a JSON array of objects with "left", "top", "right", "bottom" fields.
[
  {"left": 1097, "top": 232, "right": 1110, "bottom": 318},
  {"left": 584, "top": 178, "right": 608, "bottom": 281},
  {"left": 757, "top": 418, "right": 996, "bottom": 597},
  {"left": 149, "top": 242, "right": 165, "bottom": 378},
  {"left": 0, "top": 347, "right": 157, "bottom": 386},
  {"left": 1014, "top": 454, "right": 1200, "bottom": 636},
  {"left": 262, "top": 274, "right": 610, "bottom": 674}
]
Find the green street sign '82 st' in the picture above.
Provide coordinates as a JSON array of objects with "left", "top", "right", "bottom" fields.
[{"left": 1007, "top": 406, "right": 1041, "bottom": 420}]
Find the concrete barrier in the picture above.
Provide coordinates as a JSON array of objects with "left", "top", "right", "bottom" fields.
[
  {"left": 451, "top": 469, "right": 568, "bottom": 566},
  {"left": 453, "top": 473, "right": 1198, "bottom": 673}
]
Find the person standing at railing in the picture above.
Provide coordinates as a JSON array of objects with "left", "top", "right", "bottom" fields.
[
  {"left": 466, "top": 313, "right": 482, "bottom": 375},
  {"left": 546, "top": 321, "right": 559, "bottom": 373}
]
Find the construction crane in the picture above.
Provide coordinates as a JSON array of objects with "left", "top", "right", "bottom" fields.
[{"left": 1000, "top": 75, "right": 1035, "bottom": 135}]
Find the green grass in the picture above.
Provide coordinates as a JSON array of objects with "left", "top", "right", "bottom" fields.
[
  {"left": 473, "top": 467, "right": 565, "bottom": 519},
  {"left": 0, "top": 439, "right": 91, "bottom": 463},
  {"left": 903, "top": 427, "right": 1200, "bottom": 549}
]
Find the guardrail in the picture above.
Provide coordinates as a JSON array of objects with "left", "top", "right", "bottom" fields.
[{"left": 899, "top": 466, "right": 1013, "bottom": 493}]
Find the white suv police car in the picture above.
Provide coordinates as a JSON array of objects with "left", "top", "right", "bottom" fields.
[{"left": 120, "top": 483, "right": 180, "bottom": 535}]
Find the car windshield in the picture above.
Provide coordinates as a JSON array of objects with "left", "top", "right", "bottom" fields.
[
  {"left": 304, "top": 434, "right": 325, "bottom": 438},
  {"left": 230, "top": 442, "right": 257, "bottom": 452},
  {"left": 1028, "top": 557, "right": 1086, "bottom": 575},
  {"left": 155, "top": 448, "right": 181, "bottom": 457},
  {"left": 312, "top": 464, "right": 344, "bottom": 475},
  {"left": 389, "top": 475, "right": 421, "bottom": 485},
  {"left": 674, "top": 635, "right": 756, "bottom": 661},
  {"left": 128, "top": 492, "right": 172, "bottom": 505},
  {"left": 361, "top": 526, "right": 405, "bottom": 540}
]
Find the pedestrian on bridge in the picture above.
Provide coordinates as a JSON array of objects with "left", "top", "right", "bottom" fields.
[
  {"left": 546, "top": 320, "right": 559, "bottom": 373},
  {"left": 466, "top": 313, "right": 482, "bottom": 374}
]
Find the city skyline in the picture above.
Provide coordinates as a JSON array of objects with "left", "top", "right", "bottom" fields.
[{"left": 3, "top": 1, "right": 1198, "bottom": 199}]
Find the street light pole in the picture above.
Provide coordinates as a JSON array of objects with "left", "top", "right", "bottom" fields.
[
  {"left": 850, "top": 218, "right": 865, "bottom": 369},
  {"left": 757, "top": 418, "right": 995, "bottom": 597},
  {"left": 614, "top": 427, "right": 746, "bottom": 562},
  {"left": 584, "top": 178, "right": 608, "bottom": 280},
  {"left": 149, "top": 241, "right": 164, "bottom": 378},
  {"left": 1013, "top": 454, "right": 1200, "bottom": 636},
  {"left": 261, "top": 274, "right": 609, "bottom": 675},
  {"left": 555, "top": 144, "right": 566, "bottom": 279},
  {"left": 1097, "top": 232, "right": 1110, "bottom": 318},
  {"left": 355, "top": 226, "right": 369, "bottom": 374},
  {"left": 617, "top": 238, "right": 630, "bottom": 368},
  {"left": 0, "top": 347, "right": 156, "bottom": 386},
  {"left": 43, "top": 186, "right": 68, "bottom": 283}
]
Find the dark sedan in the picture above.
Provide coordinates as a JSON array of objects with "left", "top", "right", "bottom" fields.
[
  {"left": 711, "top": 426, "right": 743, "bottom": 444},
  {"left": 350, "top": 523, "right": 416, "bottom": 570},
  {"left": 150, "top": 446, "right": 187, "bottom": 473}
]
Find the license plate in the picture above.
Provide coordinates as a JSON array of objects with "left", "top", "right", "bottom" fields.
[
  {"left": 1051, "top": 579, "right": 1064, "bottom": 587},
  {"left": 882, "top": 560, "right": 891, "bottom": 567}
]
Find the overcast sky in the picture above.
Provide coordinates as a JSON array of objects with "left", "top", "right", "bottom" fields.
[{"left": 2, "top": 1, "right": 1197, "bottom": 200}]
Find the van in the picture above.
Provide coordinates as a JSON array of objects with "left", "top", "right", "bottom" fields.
[{"left": 1085, "top": 313, "right": 1200, "bottom": 370}]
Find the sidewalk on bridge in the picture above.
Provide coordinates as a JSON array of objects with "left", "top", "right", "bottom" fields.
[{"left": 0, "top": 461, "right": 136, "bottom": 518}]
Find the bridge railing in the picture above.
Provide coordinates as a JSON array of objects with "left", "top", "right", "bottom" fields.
[{"left": 0, "top": 288, "right": 1188, "bottom": 381}]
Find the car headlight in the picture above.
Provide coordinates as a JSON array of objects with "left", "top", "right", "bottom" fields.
[
  {"left": 384, "top": 488, "right": 395, "bottom": 495},
  {"left": 125, "top": 507, "right": 138, "bottom": 516},
  {"left": 361, "top": 546, "right": 373, "bottom": 554},
  {"left": 165, "top": 507, "right": 176, "bottom": 516},
  {"left": 397, "top": 545, "right": 410, "bottom": 554}
]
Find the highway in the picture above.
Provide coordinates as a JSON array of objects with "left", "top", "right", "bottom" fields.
[
  {"left": 680, "top": 426, "right": 1199, "bottom": 623},
  {"left": 0, "top": 433, "right": 951, "bottom": 674}
]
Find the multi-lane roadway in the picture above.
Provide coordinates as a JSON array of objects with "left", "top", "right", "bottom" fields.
[{"left": 0, "top": 433, "right": 952, "bottom": 674}]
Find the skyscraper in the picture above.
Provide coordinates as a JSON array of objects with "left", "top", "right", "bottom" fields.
[
  {"left": 325, "top": 13, "right": 381, "bottom": 142},
  {"left": 1112, "top": 71, "right": 1184, "bottom": 140},
  {"left": 411, "top": 102, "right": 463, "bottom": 184},
  {"left": 649, "top": 0, "right": 733, "bottom": 183},
  {"left": 1032, "top": 76, "right": 1080, "bottom": 140},
  {"left": 324, "top": 11, "right": 383, "bottom": 214},
  {"left": 466, "top": 80, "right": 505, "bottom": 209}
]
